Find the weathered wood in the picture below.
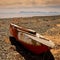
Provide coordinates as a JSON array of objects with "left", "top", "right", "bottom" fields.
[
  {"left": 25, "top": 33, "right": 55, "bottom": 48},
  {"left": 10, "top": 23, "right": 36, "bottom": 34}
]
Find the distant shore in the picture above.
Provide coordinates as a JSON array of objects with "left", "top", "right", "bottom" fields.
[{"left": 0, "top": 7, "right": 60, "bottom": 18}]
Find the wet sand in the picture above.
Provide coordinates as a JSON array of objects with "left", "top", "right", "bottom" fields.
[{"left": 0, "top": 16, "right": 60, "bottom": 60}]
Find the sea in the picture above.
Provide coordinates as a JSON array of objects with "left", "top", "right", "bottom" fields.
[{"left": 0, "top": 6, "right": 60, "bottom": 18}]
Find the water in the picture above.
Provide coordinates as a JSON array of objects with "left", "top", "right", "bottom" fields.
[{"left": 0, "top": 7, "right": 60, "bottom": 18}]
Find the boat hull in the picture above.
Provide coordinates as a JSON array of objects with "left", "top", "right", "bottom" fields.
[
  {"left": 10, "top": 24, "right": 50, "bottom": 54},
  {"left": 19, "top": 40, "right": 50, "bottom": 54}
]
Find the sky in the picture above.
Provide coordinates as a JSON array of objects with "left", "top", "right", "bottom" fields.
[
  {"left": 0, "top": 0, "right": 60, "bottom": 18},
  {"left": 0, "top": 0, "right": 60, "bottom": 8}
]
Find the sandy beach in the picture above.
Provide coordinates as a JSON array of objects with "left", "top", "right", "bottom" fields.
[{"left": 0, "top": 16, "right": 60, "bottom": 60}]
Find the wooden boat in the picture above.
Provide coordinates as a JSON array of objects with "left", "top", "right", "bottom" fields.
[{"left": 10, "top": 23, "right": 55, "bottom": 54}]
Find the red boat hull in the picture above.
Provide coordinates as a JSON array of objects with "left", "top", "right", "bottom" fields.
[
  {"left": 19, "top": 40, "right": 50, "bottom": 54},
  {"left": 10, "top": 24, "right": 50, "bottom": 54}
]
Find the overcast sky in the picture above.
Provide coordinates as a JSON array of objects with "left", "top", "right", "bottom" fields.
[
  {"left": 0, "top": 0, "right": 60, "bottom": 8},
  {"left": 0, "top": 0, "right": 60, "bottom": 18}
]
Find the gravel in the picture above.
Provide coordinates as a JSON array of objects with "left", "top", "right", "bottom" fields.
[{"left": 0, "top": 16, "right": 60, "bottom": 60}]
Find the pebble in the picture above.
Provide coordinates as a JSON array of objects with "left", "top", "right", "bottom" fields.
[{"left": 0, "top": 16, "right": 60, "bottom": 60}]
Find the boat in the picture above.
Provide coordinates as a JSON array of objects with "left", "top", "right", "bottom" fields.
[{"left": 9, "top": 23, "right": 55, "bottom": 54}]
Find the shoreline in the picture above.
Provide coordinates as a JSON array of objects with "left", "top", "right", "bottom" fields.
[
  {"left": 0, "top": 15, "right": 60, "bottom": 19},
  {"left": 0, "top": 7, "right": 60, "bottom": 18}
]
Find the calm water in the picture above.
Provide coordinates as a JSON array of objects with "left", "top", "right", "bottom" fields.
[{"left": 0, "top": 7, "right": 60, "bottom": 18}]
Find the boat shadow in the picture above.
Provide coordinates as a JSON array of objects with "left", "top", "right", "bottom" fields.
[{"left": 9, "top": 36, "right": 55, "bottom": 60}]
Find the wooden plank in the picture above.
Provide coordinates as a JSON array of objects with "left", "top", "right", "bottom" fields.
[
  {"left": 10, "top": 23, "right": 36, "bottom": 34},
  {"left": 25, "top": 33, "right": 55, "bottom": 48}
]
